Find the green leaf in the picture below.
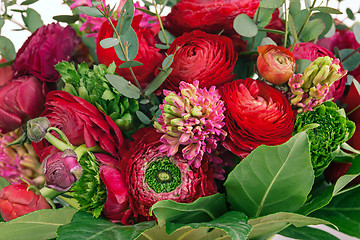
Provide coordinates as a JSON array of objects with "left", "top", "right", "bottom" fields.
[
  {"left": 256, "top": 8, "right": 276, "bottom": 28},
  {"left": 0, "top": 60, "right": 13, "bottom": 68},
  {"left": 279, "top": 225, "right": 340, "bottom": 240},
  {"left": 76, "top": 6, "right": 103, "bottom": 18},
  {"left": 0, "top": 177, "right": 10, "bottom": 190},
  {"left": 296, "top": 59, "right": 312, "bottom": 74},
  {"left": 248, "top": 212, "right": 336, "bottom": 239},
  {"left": 118, "top": 60, "right": 143, "bottom": 68},
  {"left": 260, "top": 37, "right": 277, "bottom": 46},
  {"left": 162, "top": 54, "right": 174, "bottom": 69},
  {"left": 346, "top": 8, "right": 355, "bottom": 20},
  {"left": 144, "top": 68, "right": 173, "bottom": 96},
  {"left": 340, "top": 49, "right": 360, "bottom": 71},
  {"left": 135, "top": 7, "right": 156, "bottom": 16},
  {"left": 288, "top": 14, "right": 298, "bottom": 44},
  {"left": 300, "top": 19, "right": 325, "bottom": 42},
  {"left": 312, "top": 6, "right": 342, "bottom": 14},
  {"left": 155, "top": 44, "right": 170, "bottom": 50},
  {"left": 136, "top": 111, "right": 151, "bottom": 125},
  {"left": 105, "top": 74, "right": 140, "bottom": 99},
  {"left": 0, "top": 208, "right": 77, "bottom": 240},
  {"left": 53, "top": 15, "right": 79, "bottom": 24},
  {"left": 117, "top": 0, "right": 134, "bottom": 35},
  {"left": 150, "top": 193, "right": 227, "bottom": 227},
  {"left": 20, "top": 0, "right": 39, "bottom": 5},
  {"left": 22, "top": 8, "right": 43, "bottom": 32},
  {"left": 293, "top": 9, "right": 309, "bottom": 33},
  {"left": 225, "top": 132, "right": 314, "bottom": 218},
  {"left": 311, "top": 187, "right": 360, "bottom": 238},
  {"left": 310, "top": 12, "right": 334, "bottom": 38},
  {"left": 233, "top": 14, "right": 258, "bottom": 37},
  {"left": 57, "top": 211, "right": 156, "bottom": 240},
  {"left": 114, "top": 27, "right": 139, "bottom": 61},
  {"left": 289, "top": 0, "right": 301, "bottom": 17},
  {"left": 304, "top": 0, "right": 311, "bottom": 9},
  {"left": 0, "top": 36, "right": 16, "bottom": 61},
  {"left": 99, "top": 37, "right": 120, "bottom": 49},
  {"left": 140, "top": 99, "right": 150, "bottom": 104},
  {"left": 259, "top": 0, "right": 284, "bottom": 9},
  {"left": 353, "top": 23, "right": 360, "bottom": 45},
  {"left": 158, "top": 29, "right": 176, "bottom": 45},
  {"left": 0, "top": 17, "right": 4, "bottom": 34},
  {"left": 333, "top": 155, "right": 360, "bottom": 196}
]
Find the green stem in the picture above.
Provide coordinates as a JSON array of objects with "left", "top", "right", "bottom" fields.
[
  {"left": 152, "top": 0, "right": 169, "bottom": 46},
  {"left": 40, "top": 186, "right": 61, "bottom": 199},
  {"left": 283, "top": 0, "right": 288, "bottom": 48},
  {"left": 238, "top": 50, "right": 258, "bottom": 55},
  {"left": 346, "top": 103, "right": 360, "bottom": 116},
  {"left": 258, "top": 28, "right": 285, "bottom": 35},
  {"left": 48, "top": 127, "right": 72, "bottom": 146},
  {"left": 160, "top": 0, "right": 169, "bottom": 14},
  {"left": 74, "top": 144, "right": 104, "bottom": 160},
  {"left": 44, "top": 132, "right": 75, "bottom": 152},
  {"left": 297, "top": 0, "right": 317, "bottom": 38},
  {"left": 251, "top": 7, "right": 261, "bottom": 51}
]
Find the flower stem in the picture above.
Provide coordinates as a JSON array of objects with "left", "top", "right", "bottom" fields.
[
  {"left": 44, "top": 132, "right": 75, "bottom": 152},
  {"left": 346, "top": 103, "right": 360, "bottom": 116},
  {"left": 74, "top": 144, "right": 104, "bottom": 160},
  {"left": 152, "top": 0, "right": 169, "bottom": 46},
  {"left": 342, "top": 47, "right": 360, "bottom": 62},
  {"left": 283, "top": 0, "right": 288, "bottom": 48},
  {"left": 40, "top": 186, "right": 61, "bottom": 199}
]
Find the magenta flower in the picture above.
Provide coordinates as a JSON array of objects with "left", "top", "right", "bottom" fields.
[{"left": 155, "top": 81, "right": 227, "bottom": 168}]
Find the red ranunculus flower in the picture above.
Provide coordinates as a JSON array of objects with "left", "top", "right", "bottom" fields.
[
  {"left": 0, "top": 76, "right": 46, "bottom": 133},
  {"left": 32, "top": 91, "right": 123, "bottom": 162},
  {"left": 0, "top": 183, "right": 51, "bottom": 221},
  {"left": 163, "top": 0, "right": 260, "bottom": 36},
  {"left": 12, "top": 23, "right": 79, "bottom": 83},
  {"left": 159, "top": 30, "right": 237, "bottom": 92},
  {"left": 96, "top": 16, "right": 164, "bottom": 89},
  {"left": 122, "top": 127, "right": 217, "bottom": 221},
  {"left": 220, "top": 78, "right": 296, "bottom": 158},
  {"left": 291, "top": 42, "right": 346, "bottom": 101}
]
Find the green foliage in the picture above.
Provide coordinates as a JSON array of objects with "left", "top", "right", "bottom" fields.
[
  {"left": 293, "top": 101, "right": 356, "bottom": 176},
  {"left": 296, "top": 59, "right": 312, "bottom": 74},
  {"left": 279, "top": 225, "right": 340, "bottom": 240},
  {"left": 114, "top": 27, "right": 139, "bottom": 61},
  {"left": 225, "top": 132, "right": 314, "bottom": 218},
  {"left": 53, "top": 14, "right": 80, "bottom": 24},
  {"left": 56, "top": 61, "right": 139, "bottom": 132},
  {"left": 22, "top": 8, "right": 44, "bottom": 32},
  {"left": 353, "top": 23, "right": 360, "bottom": 45},
  {"left": 0, "top": 36, "right": 16, "bottom": 61},
  {"left": 300, "top": 19, "right": 325, "bottom": 42},
  {"left": 340, "top": 48, "right": 360, "bottom": 71},
  {"left": 259, "top": 0, "right": 283, "bottom": 9},
  {"left": 144, "top": 68, "right": 173, "bottom": 96},
  {"left": 233, "top": 14, "right": 258, "bottom": 38},
  {"left": 117, "top": 0, "right": 134, "bottom": 35},
  {"left": 0, "top": 177, "right": 10, "bottom": 191}
]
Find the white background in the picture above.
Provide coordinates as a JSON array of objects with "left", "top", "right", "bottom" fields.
[{"left": 1, "top": 0, "right": 360, "bottom": 239}]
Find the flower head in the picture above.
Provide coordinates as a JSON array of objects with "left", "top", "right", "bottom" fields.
[{"left": 155, "top": 81, "right": 227, "bottom": 168}]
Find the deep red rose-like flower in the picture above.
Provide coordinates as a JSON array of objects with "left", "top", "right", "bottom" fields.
[
  {"left": 122, "top": 128, "right": 217, "bottom": 221},
  {"left": 0, "top": 183, "right": 51, "bottom": 221},
  {"left": 163, "top": 0, "right": 260, "bottom": 36},
  {"left": 291, "top": 42, "right": 346, "bottom": 101},
  {"left": 32, "top": 91, "right": 123, "bottom": 162},
  {"left": 220, "top": 78, "right": 296, "bottom": 158},
  {"left": 0, "top": 76, "right": 46, "bottom": 133},
  {"left": 12, "top": 23, "right": 79, "bottom": 83},
  {"left": 257, "top": 45, "right": 296, "bottom": 85},
  {"left": 159, "top": 30, "right": 237, "bottom": 92},
  {"left": 96, "top": 17, "right": 164, "bottom": 89}
]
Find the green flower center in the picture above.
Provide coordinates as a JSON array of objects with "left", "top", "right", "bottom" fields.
[{"left": 145, "top": 158, "right": 182, "bottom": 193}]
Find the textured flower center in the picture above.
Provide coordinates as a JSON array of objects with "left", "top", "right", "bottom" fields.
[{"left": 145, "top": 158, "right": 181, "bottom": 193}]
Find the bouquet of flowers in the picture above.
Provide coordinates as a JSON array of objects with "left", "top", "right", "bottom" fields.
[{"left": 1, "top": 0, "right": 360, "bottom": 239}]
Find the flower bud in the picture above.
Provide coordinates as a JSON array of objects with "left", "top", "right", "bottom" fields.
[
  {"left": 43, "top": 149, "right": 82, "bottom": 192},
  {"left": 27, "top": 117, "right": 51, "bottom": 142}
]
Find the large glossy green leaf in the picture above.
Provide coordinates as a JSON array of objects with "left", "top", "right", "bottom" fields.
[
  {"left": 0, "top": 208, "right": 76, "bottom": 240},
  {"left": 311, "top": 186, "right": 360, "bottom": 238},
  {"left": 225, "top": 132, "right": 314, "bottom": 218},
  {"left": 57, "top": 211, "right": 156, "bottom": 240},
  {"left": 279, "top": 225, "right": 340, "bottom": 240},
  {"left": 248, "top": 212, "right": 336, "bottom": 239},
  {"left": 150, "top": 193, "right": 227, "bottom": 227}
]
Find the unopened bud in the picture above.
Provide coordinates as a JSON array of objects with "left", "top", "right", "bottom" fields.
[{"left": 27, "top": 117, "right": 51, "bottom": 142}]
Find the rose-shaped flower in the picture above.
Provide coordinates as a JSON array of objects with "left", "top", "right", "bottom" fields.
[
  {"left": 220, "top": 78, "right": 296, "bottom": 158},
  {"left": 122, "top": 128, "right": 217, "bottom": 220},
  {"left": 12, "top": 23, "right": 79, "bottom": 82},
  {"left": 257, "top": 45, "right": 296, "bottom": 85},
  {"left": 160, "top": 30, "right": 237, "bottom": 92},
  {"left": 163, "top": 0, "right": 260, "bottom": 36},
  {"left": 96, "top": 17, "right": 164, "bottom": 89},
  {"left": 32, "top": 91, "right": 123, "bottom": 162},
  {"left": 291, "top": 42, "right": 346, "bottom": 101},
  {"left": 0, "top": 183, "right": 51, "bottom": 221},
  {"left": 0, "top": 76, "right": 46, "bottom": 134}
]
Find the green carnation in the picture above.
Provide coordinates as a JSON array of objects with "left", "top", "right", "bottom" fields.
[{"left": 293, "top": 101, "right": 355, "bottom": 175}]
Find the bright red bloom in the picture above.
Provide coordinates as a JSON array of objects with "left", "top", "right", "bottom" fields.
[
  {"left": 12, "top": 23, "right": 79, "bottom": 83},
  {"left": 96, "top": 17, "right": 164, "bottom": 89},
  {"left": 0, "top": 76, "right": 46, "bottom": 133},
  {"left": 32, "top": 91, "right": 123, "bottom": 162},
  {"left": 220, "top": 78, "right": 296, "bottom": 158},
  {"left": 160, "top": 30, "right": 237, "bottom": 92},
  {"left": 0, "top": 183, "right": 51, "bottom": 221}
]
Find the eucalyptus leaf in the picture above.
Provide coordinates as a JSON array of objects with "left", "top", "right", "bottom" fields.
[
  {"left": 53, "top": 15, "right": 79, "bottom": 24},
  {"left": 135, "top": 7, "right": 156, "bottom": 16},
  {"left": 118, "top": 60, "right": 143, "bottom": 68},
  {"left": 0, "top": 36, "right": 16, "bottom": 61},
  {"left": 0, "top": 18, "right": 4, "bottom": 33},
  {"left": 117, "top": 0, "right": 134, "bottom": 35},
  {"left": 76, "top": 6, "right": 103, "bottom": 18},
  {"left": 140, "top": 99, "right": 150, "bottom": 104},
  {"left": 310, "top": 12, "right": 334, "bottom": 38},
  {"left": 57, "top": 211, "right": 156, "bottom": 240},
  {"left": 340, "top": 49, "right": 360, "bottom": 71},
  {"left": 289, "top": 0, "right": 301, "bottom": 17},
  {"left": 233, "top": 14, "right": 258, "bottom": 38},
  {"left": 296, "top": 59, "right": 312, "bottom": 74},
  {"left": 248, "top": 212, "right": 336, "bottom": 239},
  {"left": 114, "top": 27, "right": 139, "bottom": 61},
  {"left": 293, "top": 9, "right": 309, "bottom": 33},
  {"left": 346, "top": 8, "right": 355, "bottom": 20},
  {"left": 100, "top": 37, "right": 120, "bottom": 49},
  {"left": 260, "top": 37, "right": 277, "bottom": 46},
  {"left": 20, "top": 0, "right": 39, "bottom": 5},
  {"left": 0, "top": 208, "right": 76, "bottom": 240},
  {"left": 353, "top": 23, "right": 360, "bottom": 45},
  {"left": 225, "top": 132, "right": 314, "bottom": 218},
  {"left": 144, "top": 68, "right": 173, "bottom": 96},
  {"left": 256, "top": 8, "right": 275, "bottom": 28},
  {"left": 0, "top": 177, "right": 10, "bottom": 190},
  {"left": 279, "top": 225, "right": 340, "bottom": 240},
  {"left": 162, "top": 54, "right": 174, "bottom": 69},
  {"left": 312, "top": 6, "right": 342, "bottom": 14},
  {"left": 300, "top": 19, "right": 325, "bottom": 42},
  {"left": 158, "top": 29, "right": 176, "bottom": 45},
  {"left": 288, "top": 14, "right": 298, "bottom": 44},
  {"left": 105, "top": 74, "right": 140, "bottom": 99},
  {"left": 259, "top": 0, "right": 283, "bottom": 9},
  {"left": 304, "top": 0, "right": 311, "bottom": 9},
  {"left": 136, "top": 111, "right": 151, "bottom": 125},
  {"left": 22, "top": 8, "right": 43, "bottom": 32},
  {"left": 155, "top": 44, "right": 170, "bottom": 50}
]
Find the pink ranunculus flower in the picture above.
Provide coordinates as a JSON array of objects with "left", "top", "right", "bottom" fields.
[{"left": 12, "top": 23, "right": 79, "bottom": 83}]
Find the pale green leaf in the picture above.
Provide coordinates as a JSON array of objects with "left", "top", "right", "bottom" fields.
[
  {"left": 260, "top": 37, "right": 277, "bottom": 46},
  {"left": 118, "top": 61, "right": 143, "bottom": 68},
  {"left": 158, "top": 30, "right": 176, "bottom": 45},
  {"left": 296, "top": 59, "right": 312, "bottom": 74},
  {"left": 233, "top": 14, "right": 258, "bottom": 37},
  {"left": 117, "top": 0, "right": 134, "bottom": 35},
  {"left": 76, "top": 6, "right": 103, "bottom": 17},
  {"left": 144, "top": 68, "right": 173, "bottom": 96},
  {"left": 300, "top": 19, "right": 325, "bottom": 42},
  {"left": 0, "top": 36, "right": 16, "bottom": 61},
  {"left": 279, "top": 225, "right": 340, "bottom": 240},
  {"left": 312, "top": 6, "right": 342, "bottom": 14},
  {"left": 259, "top": 0, "right": 283, "bottom": 9},
  {"left": 340, "top": 49, "right": 360, "bottom": 71},
  {"left": 105, "top": 74, "right": 140, "bottom": 99},
  {"left": 99, "top": 37, "right": 120, "bottom": 49},
  {"left": 114, "top": 27, "right": 138, "bottom": 61},
  {"left": 22, "top": 8, "right": 43, "bottom": 32},
  {"left": 353, "top": 23, "right": 360, "bottom": 45},
  {"left": 136, "top": 111, "right": 151, "bottom": 125}
]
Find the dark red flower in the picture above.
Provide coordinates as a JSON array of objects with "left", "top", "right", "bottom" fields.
[
  {"left": 220, "top": 78, "right": 296, "bottom": 158},
  {"left": 32, "top": 91, "right": 123, "bottom": 162},
  {"left": 324, "top": 162, "right": 360, "bottom": 187},
  {"left": 0, "top": 183, "right": 51, "bottom": 221},
  {"left": 96, "top": 17, "right": 164, "bottom": 89},
  {"left": 291, "top": 42, "right": 346, "bottom": 101},
  {"left": 12, "top": 23, "right": 79, "bottom": 83},
  {"left": 122, "top": 128, "right": 217, "bottom": 221},
  {"left": 159, "top": 30, "right": 237, "bottom": 92},
  {"left": 0, "top": 76, "right": 46, "bottom": 133},
  {"left": 0, "top": 58, "right": 13, "bottom": 87}
]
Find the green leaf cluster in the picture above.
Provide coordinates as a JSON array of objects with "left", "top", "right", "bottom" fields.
[
  {"left": 55, "top": 61, "right": 139, "bottom": 132},
  {"left": 293, "top": 101, "right": 356, "bottom": 176}
]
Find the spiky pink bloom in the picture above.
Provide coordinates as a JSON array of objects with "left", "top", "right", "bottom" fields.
[{"left": 155, "top": 81, "right": 227, "bottom": 168}]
